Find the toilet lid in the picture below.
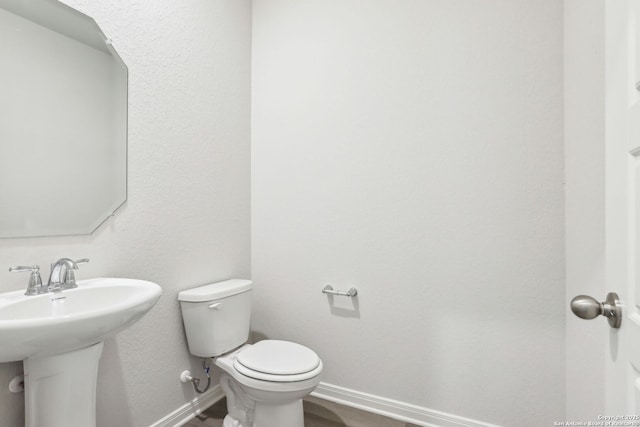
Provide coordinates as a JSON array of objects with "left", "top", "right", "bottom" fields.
[{"left": 235, "top": 340, "right": 320, "bottom": 376}]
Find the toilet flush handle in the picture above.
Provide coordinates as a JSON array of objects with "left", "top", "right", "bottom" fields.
[{"left": 208, "top": 303, "right": 221, "bottom": 310}]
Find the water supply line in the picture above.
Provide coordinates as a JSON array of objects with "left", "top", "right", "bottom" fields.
[{"left": 180, "top": 358, "right": 211, "bottom": 394}]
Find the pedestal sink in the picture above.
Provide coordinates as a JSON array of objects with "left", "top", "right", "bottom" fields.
[{"left": 0, "top": 278, "right": 162, "bottom": 427}]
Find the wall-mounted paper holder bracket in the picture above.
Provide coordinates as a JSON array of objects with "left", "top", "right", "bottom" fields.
[{"left": 322, "top": 285, "right": 357, "bottom": 297}]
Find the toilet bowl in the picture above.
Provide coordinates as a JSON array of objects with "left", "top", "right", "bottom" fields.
[
  {"left": 178, "top": 280, "right": 323, "bottom": 427},
  {"left": 216, "top": 342, "right": 323, "bottom": 427}
]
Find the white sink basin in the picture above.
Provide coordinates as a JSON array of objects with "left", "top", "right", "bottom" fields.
[{"left": 0, "top": 277, "right": 161, "bottom": 362}]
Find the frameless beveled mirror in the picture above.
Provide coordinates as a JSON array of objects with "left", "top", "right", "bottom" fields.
[{"left": 0, "top": 0, "right": 127, "bottom": 238}]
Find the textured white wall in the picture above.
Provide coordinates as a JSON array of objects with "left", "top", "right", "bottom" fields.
[
  {"left": 0, "top": 0, "right": 251, "bottom": 426},
  {"left": 251, "top": 1, "right": 564, "bottom": 425},
  {"left": 564, "top": 0, "right": 606, "bottom": 419}
]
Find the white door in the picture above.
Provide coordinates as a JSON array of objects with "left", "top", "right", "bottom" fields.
[{"left": 604, "top": 0, "right": 640, "bottom": 417}]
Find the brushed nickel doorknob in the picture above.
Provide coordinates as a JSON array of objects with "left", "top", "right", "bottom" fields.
[{"left": 570, "top": 292, "right": 621, "bottom": 329}]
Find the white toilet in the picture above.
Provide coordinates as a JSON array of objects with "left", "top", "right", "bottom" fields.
[{"left": 178, "top": 279, "right": 323, "bottom": 427}]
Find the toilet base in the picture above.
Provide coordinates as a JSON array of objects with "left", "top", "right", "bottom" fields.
[
  {"left": 220, "top": 371, "right": 306, "bottom": 427},
  {"left": 253, "top": 400, "right": 304, "bottom": 427},
  {"left": 222, "top": 400, "right": 304, "bottom": 427},
  {"left": 222, "top": 414, "right": 242, "bottom": 427}
]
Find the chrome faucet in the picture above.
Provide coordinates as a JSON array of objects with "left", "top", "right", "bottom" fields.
[
  {"left": 47, "top": 258, "right": 89, "bottom": 291},
  {"left": 9, "top": 258, "right": 89, "bottom": 295}
]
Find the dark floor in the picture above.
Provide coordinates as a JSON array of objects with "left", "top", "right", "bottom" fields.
[{"left": 184, "top": 395, "right": 420, "bottom": 427}]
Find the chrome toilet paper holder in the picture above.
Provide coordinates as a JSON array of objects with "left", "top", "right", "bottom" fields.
[{"left": 322, "top": 285, "right": 358, "bottom": 297}]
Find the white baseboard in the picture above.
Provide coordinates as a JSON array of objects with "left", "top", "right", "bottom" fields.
[
  {"left": 149, "top": 384, "right": 225, "bottom": 427},
  {"left": 149, "top": 381, "right": 500, "bottom": 427},
  {"left": 311, "top": 382, "right": 502, "bottom": 427}
]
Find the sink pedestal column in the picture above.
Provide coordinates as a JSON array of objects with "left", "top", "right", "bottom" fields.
[{"left": 24, "top": 342, "right": 104, "bottom": 427}]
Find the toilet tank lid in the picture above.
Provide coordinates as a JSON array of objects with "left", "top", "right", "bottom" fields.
[{"left": 178, "top": 279, "right": 253, "bottom": 302}]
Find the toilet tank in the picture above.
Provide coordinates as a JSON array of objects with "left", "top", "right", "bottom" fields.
[{"left": 178, "top": 279, "right": 253, "bottom": 357}]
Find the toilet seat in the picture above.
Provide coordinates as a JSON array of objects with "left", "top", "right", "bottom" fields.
[{"left": 233, "top": 340, "right": 322, "bottom": 382}]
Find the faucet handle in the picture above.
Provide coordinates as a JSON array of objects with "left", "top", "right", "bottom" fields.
[
  {"left": 9, "top": 265, "right": 44, "bottom": 295},
  {"left": 61, "top": 258, "right": 89, "bottom": 288},
  {"left": 9, "top": 265, "right": 40, "bottom": 273}
]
